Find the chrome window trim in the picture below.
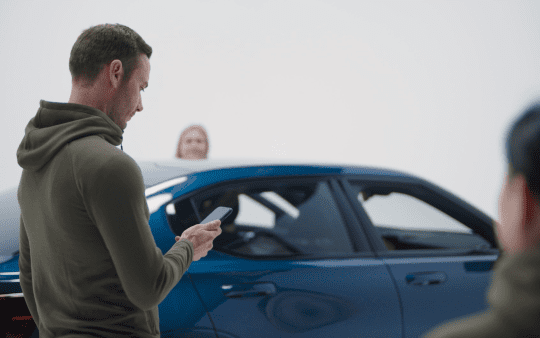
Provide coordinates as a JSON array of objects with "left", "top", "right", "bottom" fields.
[
  {"left": 146, "top": 193, "right": 173, "bottom": 214},
  {"left": 0, "top": 272, "right": 20, "bottom": 282},
  {"left": 0, "top": 292, "right": 24, "bottom": 298},
  {"left": 145, "top": 177, "right": 187, "bottom": 197}
]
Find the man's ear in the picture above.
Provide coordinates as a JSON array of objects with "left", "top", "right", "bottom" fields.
[
  {"left": 109, "top": 59, "right": 123, "bottom": 89},
  {"left": 521, "top": 177, "right": 540, "bottom": 234}
]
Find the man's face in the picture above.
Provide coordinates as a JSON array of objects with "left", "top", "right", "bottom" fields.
[
  {"left": 497, "top": 174, "right": 521, "bottom": 253},
  {"left": 181, "top": 129, "right": 207, "bottom": 159},
  {"left": 497, "top": 171, "right": 540, "bottom": 254},
  {"left": 109, "top": 54, "right": 150, "bottom": 130}
]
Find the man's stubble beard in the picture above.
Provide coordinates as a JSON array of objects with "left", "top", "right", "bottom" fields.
[
  {"left": 107, "top": 84, "right": 129, "bottom": 130},
  {"left": 107, "top": 106, "right": 125, "bottom": 130}
]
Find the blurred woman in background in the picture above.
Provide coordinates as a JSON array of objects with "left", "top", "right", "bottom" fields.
[{"left": 175, "top": 124, "right": 209, "bottom": 160}]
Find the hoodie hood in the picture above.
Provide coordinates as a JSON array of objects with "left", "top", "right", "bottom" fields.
[{"left": 17, "top": 100, "right": 123, "bottom": 171}]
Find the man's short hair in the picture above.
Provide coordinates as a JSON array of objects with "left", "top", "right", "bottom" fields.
[
  {"left": 69, "top": 24, "right": 152, "bottom": 85},
  {"left": 506, "top": 103, "right": 540, "bottom": 198}
]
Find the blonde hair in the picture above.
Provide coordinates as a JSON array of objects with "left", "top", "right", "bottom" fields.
[{"left": 175, "top": 124, "right": 209, "bottom": 158}]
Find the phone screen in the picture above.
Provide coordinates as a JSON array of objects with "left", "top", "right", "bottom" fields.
[{"left": 201, "top": 206, "right": 233, "bottom": 224}]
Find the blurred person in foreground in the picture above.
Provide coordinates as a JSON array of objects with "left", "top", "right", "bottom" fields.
[
  {"left": 175, "top": 124, "right": 209, "bottom": 160},
  {"left": 16, "top": 24, "right": 221, "bottom": 338},
  {"left": 422, "top": 104, "right": 540, "bottom": 337}
]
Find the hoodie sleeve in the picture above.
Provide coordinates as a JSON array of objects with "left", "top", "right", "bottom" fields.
[
  {"left": 81, "top": 154, "right": 193, "bottom": 311},
  {"left": 18, "top": 215, "right": 40, "bottom": 327}
]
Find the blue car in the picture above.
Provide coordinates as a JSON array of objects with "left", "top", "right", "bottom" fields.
[{"left": 0, "top": 159, "right": 500, "bottom": 338}]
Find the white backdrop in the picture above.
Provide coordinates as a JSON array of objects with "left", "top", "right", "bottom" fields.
[{"left": 2, "top": 0, "right": 540, "bottom": 220}]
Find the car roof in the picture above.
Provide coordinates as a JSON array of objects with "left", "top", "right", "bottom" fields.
[{"left": 139, "top": 158, "right": 413, "bottom": 188}]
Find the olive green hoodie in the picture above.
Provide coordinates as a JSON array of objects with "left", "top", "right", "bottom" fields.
[
  {"left": 17, "top": 100, "right": 194, "bottom": 338},
  {"left": 422, "top": 246, "right": 540, "bottom": 337}
]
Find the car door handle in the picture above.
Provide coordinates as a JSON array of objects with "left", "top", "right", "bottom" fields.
[
  {"left": 405, "top": 272, "right": 447, "bottom": 286},
  {"left": 221, "top": 282, "right": 277, "bottom": 298}
]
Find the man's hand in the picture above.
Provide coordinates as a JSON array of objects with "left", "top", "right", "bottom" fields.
[{"left": 175, "top": 220, "right": 222, "bottom": 261}]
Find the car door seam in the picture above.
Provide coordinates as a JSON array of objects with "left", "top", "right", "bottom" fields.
[
  {"left": 187, "top": 273, "right": 219, "bottom": 338},
  {"left": 383, "top": 262, "right": 406, "bottom": 338}
]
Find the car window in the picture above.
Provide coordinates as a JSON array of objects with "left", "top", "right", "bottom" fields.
[
  {"left": 233, "top": 192, "right": 301, "bottom": 228},
  {"left": 348, "top": 181, "right": 492, "bottom": 251},
  {"left": 234, "top": 194, "right": 276, "bottom": 228},
  {"left": 166, "top": 179, "right": 355, "bottom": 258},
  {"left": 360, "top": 192, "right": 472, "bottom": 233}
]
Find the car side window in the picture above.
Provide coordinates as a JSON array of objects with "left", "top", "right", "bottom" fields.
[
  {"left": 166, "top": 179, "right": 355, "bottom": 258},
  {"left": 348, "top": 181, "right": 492, "bottom": 251},
  {"left": 234, "top": 193, "right": 277, "bottom": 228}
]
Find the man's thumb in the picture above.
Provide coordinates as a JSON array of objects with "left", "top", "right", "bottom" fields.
[{"left": 208, "top": 220, "right": 221, "bottom": 228}]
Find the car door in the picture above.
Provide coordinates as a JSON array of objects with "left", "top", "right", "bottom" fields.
[
  {"left": 341, "top": 177, "right": 500, "bottom": 338},
  {"left": 165, "top": 176, "right": 403, "bottom": 338}
]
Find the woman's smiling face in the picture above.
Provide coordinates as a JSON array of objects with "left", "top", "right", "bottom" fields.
[{"left": 180, "top": 128, "right": 208, "bottom": 159}]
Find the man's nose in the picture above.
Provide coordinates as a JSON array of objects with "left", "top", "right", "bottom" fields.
[{"left": 137, "top": 97, "right": 143, "bottom": 112}]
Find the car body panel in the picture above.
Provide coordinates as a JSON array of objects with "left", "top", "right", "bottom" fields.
[
  {"left": 0, "top": 159, "right": 500, "bottom": 338},
  {"left": 0, "top": 187, "right": 21, "bottom": 263},
  {"left": 338, "top": 176, "right": 499, "bottom": 337},
  {"left": 187, "top": 252, "right": 402, "bottom": 338},
  {"left": 383, "top": 254, "right": 497, "bottom": 338},
  {"left": 157, "top": 276, "right": 215, "bottom": 335}
]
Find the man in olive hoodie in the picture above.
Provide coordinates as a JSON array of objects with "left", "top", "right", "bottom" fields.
[
  {"left": 16, "top": 24, "right": 221, "bottom": 338},
  {"left": 422, "top": 104, "right": 540, "bottom": 337}
]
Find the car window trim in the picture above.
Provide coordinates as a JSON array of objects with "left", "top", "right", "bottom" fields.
[{"left": 376, "top": 248, "right": 500, "bottom": 259}]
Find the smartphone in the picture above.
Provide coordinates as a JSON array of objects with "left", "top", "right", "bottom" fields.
[{"left": 200, "top": 206, "right": 233, "bottom": 224}]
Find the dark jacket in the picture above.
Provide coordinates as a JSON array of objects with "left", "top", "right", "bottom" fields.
[
  {"left": 422, "top": 246, "right": 540, "bottom": 337},
  {"left": 17, "top": 100, "right": 193, "bottom": 338}
]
